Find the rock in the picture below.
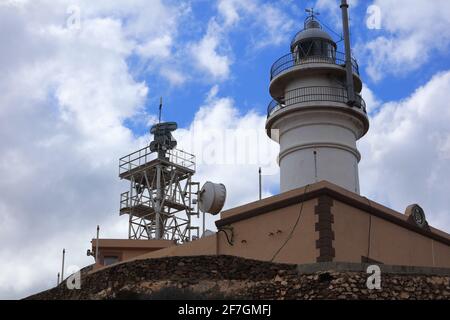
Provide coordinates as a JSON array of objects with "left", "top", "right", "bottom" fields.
[
  {"left": 400, "top": 292, "right": 410, "bottom": 299},
  {"left": 274, "top": 275, "right": 283, "bottom": 282},
  {"left": 25, "top": 255, "right": 450, "bottom": 300}
]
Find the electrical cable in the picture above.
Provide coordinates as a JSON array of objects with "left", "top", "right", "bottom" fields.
[
  {"left": 316, "top": 16, "right": 344, "bottom": 41},
  {"left": 218, "top": 228, "right": 233, "bottom": 246},
  {"left": 270, "top": 184, "right": 310, "bottom": 262}
]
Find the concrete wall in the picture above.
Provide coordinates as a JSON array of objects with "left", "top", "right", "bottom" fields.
[
  {"left": 92, "top": 239, "right": 175, "bottom": 270},
  {"left": 218, "top": 199, "right": 318, "bottom": 264},
  {"left": 332, "top": 200, "right": 450, "bottom": 268},
  {"left": 272, "top": 107, "right": 364, "bottom": 194},
  {"left": 135, "top": 199, "right": 319, "bottom": 265}
]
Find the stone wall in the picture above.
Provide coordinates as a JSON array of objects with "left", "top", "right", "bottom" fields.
[{"left": 26, "top": 255, "right": 450, "bottom": 300}]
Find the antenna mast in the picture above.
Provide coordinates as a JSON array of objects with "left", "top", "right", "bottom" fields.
[
  {"left": 159, "top": 97, "right": 163, "bottom": 124},
  {"left": 95, "top": 225, "right": 99, "bottom": 263},
  {"left": 340, "top": 0, "right": 356, "bottom": 106},
  {"left": 259, "top": 167, "right": 262, "bottom": 200},
  {"left": 61, "top": 248, "right": 65, "bottom": 283}
]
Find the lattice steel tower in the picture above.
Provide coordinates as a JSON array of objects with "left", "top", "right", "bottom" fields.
[{"left": 119, "top": 122, "right": 199, "bottom": 242}]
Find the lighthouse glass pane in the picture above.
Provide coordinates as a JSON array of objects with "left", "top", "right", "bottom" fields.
[
  {"left": 312, "top": 40, "right": 322, "bottom": 56},
  {"left": 299, "top": 41, "right": 313, "bottom": 58},
  {"left": 326, "top": 43, "right": 336, "bottom": 60}
]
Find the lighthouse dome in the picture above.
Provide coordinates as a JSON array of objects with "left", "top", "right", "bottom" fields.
[{"left": 290, "top": 18, "right": 336, "bottom": 54}]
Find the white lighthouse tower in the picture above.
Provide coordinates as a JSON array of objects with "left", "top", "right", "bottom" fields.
[{"left": 266, "top": 5, "right": 369, "bottom": 194}]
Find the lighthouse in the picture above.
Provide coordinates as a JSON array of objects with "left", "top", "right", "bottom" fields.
[{"left": 266, "top": 6, "right": 369, "bottom": 194}]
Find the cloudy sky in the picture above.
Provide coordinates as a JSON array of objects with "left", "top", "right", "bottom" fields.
[{"left": 1, "top": 0, "right": 450, "bottom": 299}]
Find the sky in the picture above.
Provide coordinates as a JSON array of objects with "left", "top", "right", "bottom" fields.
[{"left": 1, "top": 0, "right": 450, "bottom": 299}]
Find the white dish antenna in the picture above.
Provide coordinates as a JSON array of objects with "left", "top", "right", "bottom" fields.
[{"left": 199, "top": 182, "right": 226, "bottom": 215}]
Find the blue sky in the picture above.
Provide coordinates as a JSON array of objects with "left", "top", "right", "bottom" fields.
[
  {"left": 127, "top": 0, "right": 450, "bottom": 130},
  {"left": 1, "top": 0, "right": 450, "bottom": 299}
]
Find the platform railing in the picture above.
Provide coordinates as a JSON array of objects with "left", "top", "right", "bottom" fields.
[
  {"left": 119, "top": 147, "right": 196, "bottom": 175},
  {"left": 267, "top": 85, "right": 366, "bottom": 118},
  {"left": 270, "top": 51, "right": 359, "bottom": 80}
]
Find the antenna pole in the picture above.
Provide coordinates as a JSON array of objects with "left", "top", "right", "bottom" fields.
[
  {"left": 61, "top": 248, "right": 65, "bottom": 283},
  {"left": 57, "top": 272, "right": 60, "bottom": 286},
  {"left": 95, "top": 225, "right": 100, "bottom": 263},
  {"left": 159, "top": 97, "right": 163, "bottom": 124},
  {"left": 259, "top": 167, "right": 262, "bottom": 200},
  {"left": 202, "top": 210, "right": 205, "bottom": 238},
  {"left": 340, "top": 0, "right": 356, "bottom": 105}
]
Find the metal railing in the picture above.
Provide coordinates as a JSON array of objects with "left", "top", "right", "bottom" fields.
[
  {"left": 270, "top": 51, "right": 359, "bottom": 80},
  {"left": 267, "top": 86, "right": 366, "bottom": 117},
  {"left": 119, "top": 146, "right": 196, "bottom": 175},
  {"left": 120, "top": 191, "right": 131, "bottom": 210},
  {"left": 120, "top": 191, "right": 153, "bottom": 211}
]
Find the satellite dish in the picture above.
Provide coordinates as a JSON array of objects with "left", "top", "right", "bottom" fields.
[{"left": 199, "top": 182, "right": 226, "bottom": 215}]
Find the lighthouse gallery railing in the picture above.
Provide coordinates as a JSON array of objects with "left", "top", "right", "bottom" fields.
[
  {"left": 270, "top": 51, "right": 359, "bottom": 80},
  {"left": 267, "top": 86, "right": 366, "bottom": 117}
]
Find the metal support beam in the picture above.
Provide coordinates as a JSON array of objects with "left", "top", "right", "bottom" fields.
[
  {"left": 155, "top": 164, "right": 162, "bottom": 239},
  {"left": 340, "top": 0, "right": 356, "bottom": 105}
]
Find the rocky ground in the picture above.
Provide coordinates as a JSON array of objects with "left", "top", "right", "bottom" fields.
[{"left": 26, "top": 255, "right": 450, "bottom": 300}]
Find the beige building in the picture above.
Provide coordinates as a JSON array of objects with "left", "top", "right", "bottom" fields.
[{"left": 92, "top": 181, "right": 450, "bottom": 270}]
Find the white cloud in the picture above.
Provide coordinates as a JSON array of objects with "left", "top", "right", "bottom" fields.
[
  {"left": 361, "top": 85, "right": 382, "bottom": 114},
  {"left": 218, "top": 0, "right": 295, "bottom": 49},
  {"left": 249, "top": 3, "right": 296, "bottom": 49},
  {"left": 217, "top": 0, "right": 254, "bottom": 27},
  {"left": 189, "top": 0, "right": 296, "bottom": 80},
  {"left": 360, "top": 70, "right": 450, "bottom": 233},
  {"left": 159, "top": 67, "right": 187, "bottom": 86},
  {"left": 136, "top": 35, "right": 173, "bottom": 59},
  {"left": 189, "top": 20, "right": 232, "bottom": 80},
  {"left": 362, "top": 0, "right": 450, "bottom": 81}
]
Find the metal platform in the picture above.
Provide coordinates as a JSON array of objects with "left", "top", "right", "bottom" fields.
[
  {"left": 120, "top": 200, "right": 192, "bottom": 219},
  {"left": 119, "top": 147, "right": 195, "bottom": 180},
  {"left": 118, "top": 145, "right": 199, "bottom": 242}
]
